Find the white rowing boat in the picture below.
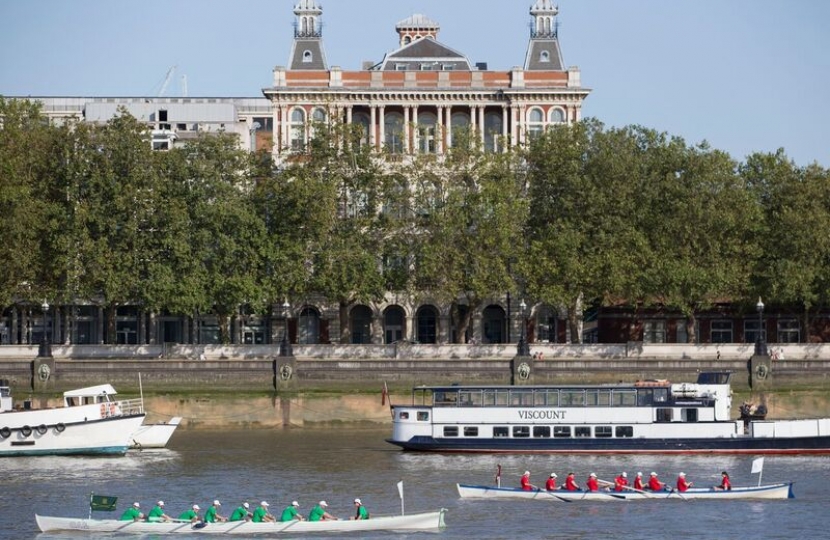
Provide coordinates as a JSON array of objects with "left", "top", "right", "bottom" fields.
[
  {"left": 457, "top": 482, "right": 793, "bottom": 501},
  {"left": 35, "top": 509, "right": 447, "bottom": 535}
]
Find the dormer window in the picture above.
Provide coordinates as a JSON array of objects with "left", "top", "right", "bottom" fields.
[
  {"left": 303, "top": 50, "right": 313, "bottom": 63},
  {"left": 540, "top": 50, "right": 550, "bottom": 63}
]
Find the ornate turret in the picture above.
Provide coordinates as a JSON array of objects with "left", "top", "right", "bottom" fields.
[
  {"left": 395, "top": 14, "right": 440, "bottom": 48},
  {"left": 524, "top": 0, "right": 564, "bottom": 71},
  {"left": 289, "top": 0, "right": 328, "bottom": 70}
]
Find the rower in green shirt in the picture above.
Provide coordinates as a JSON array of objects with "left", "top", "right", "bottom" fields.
[
  {"left": 147, "top": 500, "right": 171, "bottom": 522},
  {"left": 252, "top": 501, "right": 276, "bottom": 523},
  {"left": 119, "top": 502, "right": 144, "bottom": 521},
  {"left": 204, "top": 500, "right": 226, "bottom": 523},
  {"left": 308, "top": 500, "right": 337, "bottom": 522},
  {"left": 351, "top": 498, "right": 369, "bottom": 520},
  {"left": 229, "top": 502, "right": 251, "bottom": 522},
  {"left": 178, "top": 504, "right": 201, "bottom": 523},
  {"left": 279, "top": 501, "right": 303, "bottom": 522}
]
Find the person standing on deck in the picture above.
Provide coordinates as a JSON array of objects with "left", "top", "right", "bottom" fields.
[
  {"left": 564, "top": 472, "right": 580, "bottom": 491},
  {"left": 278, "top": 501, "right": 301, "bottom": 522},
  {"left": 633, "top": 472, "right": 645, "bottom": 490},
  {"left": 545, "top": 473, "right": 558, "bottom": 491},
  {"left": 119, "top": 502, "right": 143, "bottom": 521},
  {"left": 229, "top": 502, "right": 251, "bottom": 521},
  {"left": 676, "top": 472, "right": 693, "bottom": 492},
  {"left": 614, "top": 472, "right": 629, "bottom": 492},
  {"left": 648, "top": 472, "right": 666, "bottom": 491}
]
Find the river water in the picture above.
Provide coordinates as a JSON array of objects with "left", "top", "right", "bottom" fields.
[{"left": 1, "top": 428, "right": 828, "bottom": 540}]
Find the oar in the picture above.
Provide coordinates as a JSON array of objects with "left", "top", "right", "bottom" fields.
[
  {"left": 668, "top": 488, "right": 688, "bottom": 501},
  {"left": 598, "top": 479, "right": 650, "bottom": 498},
  {"left": 595, "top": 479, "right": 629, "bottom": 500}
]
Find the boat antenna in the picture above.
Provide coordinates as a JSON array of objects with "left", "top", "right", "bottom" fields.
[{"left": 138, "top": 372, "right": 144, "bottom": 410}]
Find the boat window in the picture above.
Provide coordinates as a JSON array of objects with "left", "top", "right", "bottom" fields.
[
  {"left": 654, "top": 388, "right": 669, "bottom": 403},
  {"left": 482, "top": 390, "right": 497, "bottom": 407},
  {"left": 656, "top": 408, "right": 673, "bottom": 422},
  {"left": 443, "top": 426, "right": 459, "bottom": 437},
  {"left": 417, "top": 411, "right": 430, "bottom": 421},
  {"left": 398, "top": 411, "right": 409, "bottom": 420},
  {"left": 533, "top": 426, "right": 551, "bottom": 438},
  {"left": 494, "top": 390, "right": 508, "bottom": 406},
  {"left": 510, "top": 390, "right": 533, "bottom": 406},
  {"left": 614, "top": 390, "right": 637, "bottom": 407},
  {"left": 494, "top": 426, "right": 509, "bottom": 438},
  {"left": 553, "top": 426, "right": 571, "bottom": 438},
  {"left": 545, "top": 390, "right": 559, "bottom": 407},
  {"left": 459, "top": 391, "right": 481, "bottom": 406},
  {"left": 433, "top": 391, "right": 456, "bottom": 406},
  {"left": 560, "top": 390, "right": 585, "bottom": 407},
  {"left": 533, "top": 391, "right": 547, "bottom": 406},
  {"left": 615, "top": 426, "right": 634, "bottom": 437},
  {"left": 513, "top": 426, "right": 530, "bottom": 438},
  {"left": 464, "top": 426, "right": 479, "bottom": 436},
  {"left": 637, "top": 389, "right": 653, "bottom": 406},
  {"left": 595, "top": 426, "right": 612, "bottom": 438},
  {"left": 574, "top": 426, "right": 591, "bottom": 438},
  {"left": 586, "top": 390, "right": 611, "bottom": 407},
  {"left": 683, "top": 408, "right": 699, "bottom": 422}
]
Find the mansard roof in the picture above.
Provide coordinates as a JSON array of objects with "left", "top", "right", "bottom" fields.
[
  {"left": 289, "top": 39, "right": 328, "bottom": 70},
  {"left": 378, "top": 37, "right": 472, "bottom": 70},
  {"left": 396, "top": 13, "right": 439, "bottom": 30},
  {"left": 524, "top": 39, "right": 564, "bottom": 71}
]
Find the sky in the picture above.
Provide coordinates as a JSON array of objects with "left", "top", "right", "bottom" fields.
[{"left": 1, "top": 0, "right": 828, "bottom": 167}]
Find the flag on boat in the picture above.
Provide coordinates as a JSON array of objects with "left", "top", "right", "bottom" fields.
[
  {"left": 397, "top": 481, "right": 404, "bottom": 499},
  {"left": 90, "top": 495, "right": 117, "bottom": 512},
  {"left": 751, "top": 457, "right": 765, "bottom": 474},
  {"left": 382, "top": 381, "right": 389, "bottom": 406}
]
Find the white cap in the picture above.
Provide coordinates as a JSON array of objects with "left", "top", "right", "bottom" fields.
[
  {"left": 354, "top": 498, "right": 362, "bottom": 504},
  {"left": 319, "top": 501, "right": 328, "bottom": 507},
  {"left": 650, "top": 472, "right": 657, "bottom": 476},
  {"left": 243, "top": 502, "right": 250, "bottom": 509},
  {"left": 261, "top": 501, "right": 269, "bottom": 507},
  {"left": 523, "top": 471, "right": 530, "bottom": 476},
  {"left": 133, "top": 502, "right": 140, "bottom": 508},
  {"left": 291, "top": 501, "right": 299, "bottom": 507},
  {"left": 589, "top": 473, "right": 597, "bottom": 477},
  {"left": 636, "top": 472, "right": 643, "bottom": 477},
  {"left": 621, "top": 472, "right": 627, "bottom": 477},
  {"left": 192, "top": 504, "right": 200, "bottom": 510},
  {"left": 213, "top": 500, "right": 221, "bottom": 506},
  {"left": 550, "top": 473, "right": 557, "bottom": 478},
  {"left": 157, "top": 501, "right": 164, "bottom": 506},
  {"left": 679, "top": 472, "right": 686, "bottom": 477}
]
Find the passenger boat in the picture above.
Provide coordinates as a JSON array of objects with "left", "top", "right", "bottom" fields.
[
  {"left": 387, "top": 372, "right": 830, "bottom": 454},
  {"left": 130, "top": 417, "right": 182, "bottom": 449},
  {"left": 35, "top": 509, "right": 448, "bottom": 535},
  {"left": 0, "top": 381, "right": 145, "bottom": 457},
  {"left": 456, "top": 482, "right": 794, "bottom": 501}
]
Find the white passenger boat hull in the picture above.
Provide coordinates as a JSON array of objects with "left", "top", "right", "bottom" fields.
[
  {"left": 457, "top": 483, "right": 794, "bottom": 501},
  {"left": 35, "top": 509, "right": 447, "bottom": 535},
  {"left": 130, "top": 417, "right": 182, "bottom": 449}
]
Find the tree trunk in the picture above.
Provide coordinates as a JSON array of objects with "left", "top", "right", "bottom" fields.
[
  {"left": 339, "top": 300, "right": 352, "bottom": 344},
  {"left": 686, "top": 312, "right": 697, "bottom": 344},
  {"left": 568, "top": 292, "right": 584, "bottom": 344},
  {"left": 106, "top": 304, "right": 116, "bottom": 345}
]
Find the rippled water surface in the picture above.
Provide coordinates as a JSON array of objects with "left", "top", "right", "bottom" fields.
[{"left": 1, "top": 428, "right": 828, "bottom": 539}]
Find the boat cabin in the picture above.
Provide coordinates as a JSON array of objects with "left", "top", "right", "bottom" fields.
[{"left": 63, "top": 385, "right": 118, "bottom": 407}]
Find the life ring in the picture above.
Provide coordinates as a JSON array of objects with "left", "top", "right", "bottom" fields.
[
  {"left": 0, "top": 427, "right": 10, "bottom": 438},
  {"left": 36, "top": 424, "right": 48, "bottom": 435},
  {"left": 55, "top": 423, "right": 66, "bottom": 433},
  {"left": 20, "top": 425, "right": 33, "bottom": 437}
]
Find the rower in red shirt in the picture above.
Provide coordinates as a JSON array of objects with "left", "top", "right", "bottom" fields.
[
  {"left": 648, "top": 472, "right": 665, "bottom": 491},
  {"left": 676, "top": 472, "right": 693, "bottom": 492},
  {"left": 715, "top": 471, "right": 732, "bottom": 491},
  {"left": 614, "top": 472, "right": 629, "bottom": 492},
  {"left": 545, "top": 473, "right": 558, "bottom": 491},
  {"left": 564, "top": 472, "right": 580, "bottom": 491},
  {"left": 520, "top": 471, "right": 534, "bottom": 491},
  {"left": 633, "top": 472, "right": 645, "bottom": 490},
  {"left": 586, "top": 473, "right": 599, "bottom": 492}
]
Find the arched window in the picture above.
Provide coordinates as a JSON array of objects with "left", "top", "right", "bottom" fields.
[
  {"left": 416, "top": 306, "right": 439, "bottom": 344},
  {"left": 539, "top": 50, "right": 550, "bottom": 63},
  {"left": 290, "top": 108, "right": 306, "bottom": 150},
  {"left": 484, "top": 112, "right": 503, "bottom": 153},
  {"left": 385, "top": 112, "right": 404, "bottom": 154},
  {"left": 312, "top": 108, "right": 326, "bottom": 123},
  {"left": 450, "top": 112, "right": 471, "bottom": 148},
  {"left": 303, "top": 50, "right": 313, "bottom": 63},
  {"left": 404, "top": 36, "right": 412, "bottom": 45},
  {"left": 353, "top": 112, "right": 371, "bottom": 148},
  {"left": 418, "top": 112, "right": 437, "bottom": 154},
  {"left": 482, "top": 305, "right": 506, "bottom": 344},
  {"left": 384, "top": 306, "right": 406, "bottom": 344},
  {"left": 527, "top": 107, "right": 545, "bottom": 139},
  {"left": 298, "top": 306, "right": 319, "bottom": 344},
  {"left": 350, "top": 305, "right": 373, "bottom": 344},
  {"left": 301, "top": 17, "right": 308, "bottom": 35},
  {"left": 550, "top": 108, "right": 566, "bottom": 124}
]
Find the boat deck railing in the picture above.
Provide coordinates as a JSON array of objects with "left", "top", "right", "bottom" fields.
[{"left": 116, "top": 398, "right": 144, "bottom": 416}]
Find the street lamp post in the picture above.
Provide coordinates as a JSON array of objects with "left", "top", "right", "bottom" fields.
[
  {"left": 755, "top": 297, "right": 768, "bottom": 357},
  {"left": 280, "top": 300, "right": 293, "bottom": 357},
  {"left": 39, "top": 300, "right": 52, "bottom": 358},
  {"left": 517, "top": 299, "right": 530, "bottom": 357}
]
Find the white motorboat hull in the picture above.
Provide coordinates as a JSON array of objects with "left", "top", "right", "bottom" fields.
[
  {"left": 130, "top": 417, "right": 182, "bottom": 449},
  {"left": 36, "top": 509, "right": 447, "bottom": 534},
  {"left": 457, "top": 482, "right": 794, "bottom": 501}
]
